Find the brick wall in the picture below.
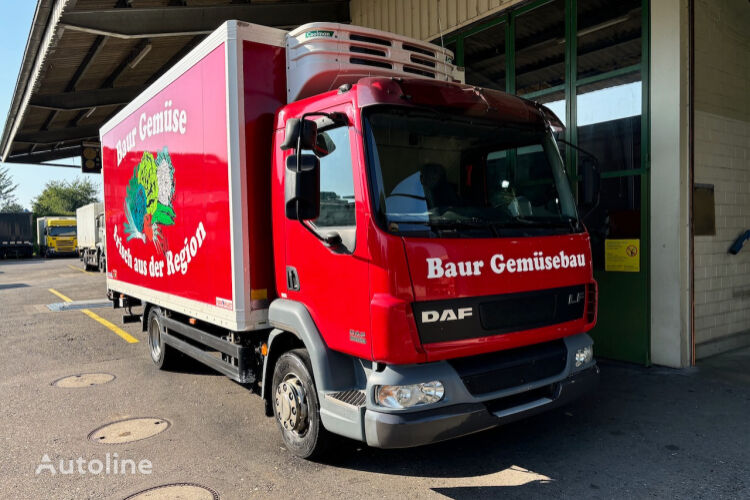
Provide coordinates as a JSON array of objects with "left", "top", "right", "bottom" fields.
[{"left": 693, "top": 0, "right": 750, "bottom": 356}]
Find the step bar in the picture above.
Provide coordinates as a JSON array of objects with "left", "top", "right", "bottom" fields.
[{"left": 160, "top": 316, "right": 255, "bottom": 384}]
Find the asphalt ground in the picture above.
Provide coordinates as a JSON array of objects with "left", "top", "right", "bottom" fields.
[{"left": 0, "top": 257, "right": 748, "bottom": 499}]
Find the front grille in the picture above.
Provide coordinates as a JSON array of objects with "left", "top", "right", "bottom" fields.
[
  {"left": 413, "top": 284, "right": 587, "bottom": 344},
  {"left": 448, "top": 340, "right": 567, "bottom": 395},
  {"left": 479, "top": 285, "right": 585, "bottom": 333}
]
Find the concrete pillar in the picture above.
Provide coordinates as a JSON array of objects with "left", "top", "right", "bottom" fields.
[{"left": 649, "top": 0, "right": 692, "bottom": 367}]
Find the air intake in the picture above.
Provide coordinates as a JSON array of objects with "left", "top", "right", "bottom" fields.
[{"left": 286, "top": 22, "right": 464, "bottom": 102}]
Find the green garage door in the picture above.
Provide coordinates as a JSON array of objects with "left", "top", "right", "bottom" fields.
[{"left": 444, "top": 0, "right": 651, "bottom": 364}]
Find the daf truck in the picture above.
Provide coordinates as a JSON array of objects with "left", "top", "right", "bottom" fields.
[
  {"left": 76, "top": 202, "right": 106, "bottom": 271},
  {"left": 37, "top": 217, "right": 77, "bottom": 257},
  {"left": 102, "top": 21, "right": 599, "bottom": 459}
]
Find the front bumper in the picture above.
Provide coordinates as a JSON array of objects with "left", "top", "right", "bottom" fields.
[
  {"left": 358, "top": 333, "right": 598, "bottom": 448},
  {"left": 48, "top": 248, "right": 77, "bottom": 255},
  {"left": 364, "top": 364, "right": 598, "bottom": 448}
]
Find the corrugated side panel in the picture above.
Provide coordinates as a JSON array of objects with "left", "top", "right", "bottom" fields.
[{"left": 350, "top": 0, "right": 525, "bottom": 41}]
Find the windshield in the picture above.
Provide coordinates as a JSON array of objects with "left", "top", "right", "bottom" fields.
[
  {"left": 48, "top": 226, "right": 76, "bottom": 237},
  {"left": 363, "top": 106, "right": 579, "bottom": 238}
]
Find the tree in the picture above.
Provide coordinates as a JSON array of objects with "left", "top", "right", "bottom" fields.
[
  {"left": 32, "top": 177, "right": 99, "bottom": 216},
  {"left": 1, "top": 201, "right": 25, "bottom": 213},
  {"left": 0, "top": 166, "right": 20, "bottom": 210}
]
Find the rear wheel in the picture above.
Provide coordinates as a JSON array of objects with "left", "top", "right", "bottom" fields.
[
  {"left": 147, "top": 308, "right": 180, "bottom": 370},
  {"left": 272, "top": 349, "right": 333, "bottom": 459}
]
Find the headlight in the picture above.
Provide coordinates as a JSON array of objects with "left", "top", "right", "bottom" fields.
[
  {"left": 575, "top": 346, "right": 593, "bottom": 367},
  {"left": 375, "top": 381, "right": 445, "bottom": 409}
]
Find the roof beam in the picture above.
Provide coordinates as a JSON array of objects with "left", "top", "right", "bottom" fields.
[
  {"left": 146, "top": 35, "right": 204, "bottom": 86},
  {"left": 29, "top": 86, "right": 143, "bottom": 111},
  {"left": 67, "top": 35, "right": 107, "bottom": 91},
  {"left": 105, "top": 39, "right": 151, "bottom": 87},
  {"left": 58, "top": 2, "right": 350, "bottom": 39},
  {"left": 15, "top": 125, "right": 100, "bottom": 145},
  {"left": 5, "top": 145, "right": 84, "bottom": 165}
]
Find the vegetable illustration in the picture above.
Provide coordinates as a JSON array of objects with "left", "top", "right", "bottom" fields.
[{"left": 123, "top": 147, "right": 177, "bottom": 254}]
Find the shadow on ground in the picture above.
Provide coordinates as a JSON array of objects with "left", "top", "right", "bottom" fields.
[{"left": 318, "top": 349, "right": 750, "bottom": 498}]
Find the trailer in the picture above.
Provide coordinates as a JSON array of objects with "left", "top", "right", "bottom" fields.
[
  {"left": 76, "top": 202, "right": 105, "bottom": 271},
  {"left": 102, "top": 21, "right": 599, "bottom": 459},
  {"left": 0, "top": 213, "right": 33, "bottom": 258}
]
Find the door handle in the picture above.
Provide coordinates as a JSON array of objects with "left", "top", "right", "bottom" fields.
[{"left": 286, "top": 266, "right": 300, "bottom": 291}]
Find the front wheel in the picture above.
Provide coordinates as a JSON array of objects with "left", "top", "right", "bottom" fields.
[{"left": 272, "top": 349, "right": 333, "bottom": 459}]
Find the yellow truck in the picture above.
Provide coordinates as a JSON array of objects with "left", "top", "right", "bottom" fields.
[{"left": 37, "top": 217, "right": 77, "bottom": 257}]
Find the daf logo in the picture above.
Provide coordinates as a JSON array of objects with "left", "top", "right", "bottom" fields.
[
  {"left": 422, "top": 307, "right": 473, "bottom": 323},
  {"left": 568, "top": 292, "right": 585, "bottom": 305}
]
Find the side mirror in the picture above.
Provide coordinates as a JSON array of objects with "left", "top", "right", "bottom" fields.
[
  {"left": 314, "top": 132, "right": 336, "bottom": 158},
  {"left": 581, "top": 159, "right": 600, "bottom": 208},
  {"left": 280, "top": 118, "right": 317, "bottom": 151},
  {"left": 285, "top": 154, "right": 320, "bottom": 220}
]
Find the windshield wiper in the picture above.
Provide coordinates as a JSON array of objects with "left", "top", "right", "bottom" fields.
[
  {"left": 391, "top": 217, "right": 500, "bottom": 236},
  {"left": 389, "top": 215, "right": 581, "bottom": 235},
  {"left": 507, "top": 215, "right": 581, "bottom": 232}
]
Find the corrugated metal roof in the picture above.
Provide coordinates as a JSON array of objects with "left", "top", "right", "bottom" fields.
[{"left": 1, "top": 0, "right": 350, "bottom": 166}]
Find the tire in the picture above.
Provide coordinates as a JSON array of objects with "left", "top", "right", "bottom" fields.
[
  {"left": 147, "top": 308, "right": 181, "bottom": 370},
  {"left": 272, "top": 349, "right": 333, "bottom": 459}
]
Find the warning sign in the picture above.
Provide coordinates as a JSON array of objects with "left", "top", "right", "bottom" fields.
[{"left": 605, "top": 239, "right": 640, "bottom": 272}]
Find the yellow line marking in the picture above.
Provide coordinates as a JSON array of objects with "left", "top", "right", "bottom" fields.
[
  {"left": 81, "top": 309, "right": 140, "bottom": 344},
  {"left": 48, "top": 288, "right": 73, "bottom": 302},
  {"left": 48, "top": 288, "right": 139, "bottom": 344},
  {"left": 67, "top": 264, "right": 90, "bottom": 274}
]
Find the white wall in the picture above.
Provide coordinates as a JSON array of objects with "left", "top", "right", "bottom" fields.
[
  {"left": 692, "top": 0, "right": 750, "bottom": 358},
  {"left": 650, "top": 0, "right": 692, "bottom": 367}
]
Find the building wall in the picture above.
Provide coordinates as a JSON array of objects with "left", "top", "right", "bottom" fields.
[
  {"left": 350, "top": 0, "right": 525, "bottom": 41},
  {"left": 693, "top": 0, "right": 750, "bottom": 358}
]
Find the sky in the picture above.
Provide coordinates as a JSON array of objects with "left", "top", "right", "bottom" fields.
[{"left": 0, "top": 1, "right": 98, "bottom": 211}]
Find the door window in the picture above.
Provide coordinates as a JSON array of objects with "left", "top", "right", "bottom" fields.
[{"left": 304, "top": 126, "right": 356, "bottom": 251}]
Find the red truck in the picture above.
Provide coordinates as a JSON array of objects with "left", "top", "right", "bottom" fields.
[{"left": 101, "top": 21, "right": 599, "bottom": 459}]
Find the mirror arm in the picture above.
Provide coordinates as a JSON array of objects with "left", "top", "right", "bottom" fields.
[
  {"left": 300, "top": 221, "right": 343, "bottom": 249},
  {"left": 556, "top": 138, "right": 600, "bottom": 167},
  {"left": 556, "top": 138, "right": 601, "bottom": 220}
]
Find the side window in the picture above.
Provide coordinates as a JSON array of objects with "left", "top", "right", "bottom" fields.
[{"left": 304, "top": 126, "right": 357, "bottom": 250}]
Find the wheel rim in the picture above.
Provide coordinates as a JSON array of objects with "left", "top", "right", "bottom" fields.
[
  {"left": 148, "top": 316, "right": 162, "bottom": 361},
  {"left": 275, "top": 373, "right": 309, "bottom": 437}
]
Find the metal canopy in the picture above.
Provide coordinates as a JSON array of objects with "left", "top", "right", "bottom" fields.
[{"left": 1, "top": 0, "right": 350, "bottom": 166}]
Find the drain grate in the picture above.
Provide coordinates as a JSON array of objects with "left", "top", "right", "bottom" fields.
[
  {"left": 52, "top": 373, "right": 115, "bottom": 388},
  {"left": 88, "top": 417, "right": 170, "bottom": 444},
  {"left": 47, "top": 299, "right": 112, "bottom": 312},
  {"left": 123, "top": 483, "right": 219, "bottom": 500}
]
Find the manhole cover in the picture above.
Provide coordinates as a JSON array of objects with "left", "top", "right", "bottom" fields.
[
  {"left": 88, "top": 417, "right": 170, "bottom": 444},
  {"left": 124, "top": 483, "right": 219, "bottom": 500},
  {"left": 52, "top": 373, "right": 115, "bottom": 388}
]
